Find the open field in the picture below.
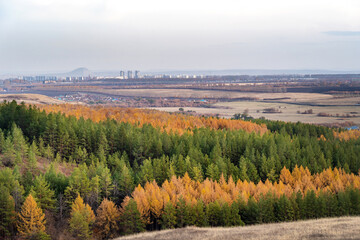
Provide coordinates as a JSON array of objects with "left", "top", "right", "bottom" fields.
[
  {"left": 150, "top": 102, "right": 360, "bottom": 125},
  {"left": 0, "top": 93, "right": 65, "bottom": 104},
  {"left": 91, "top": 88, "right": 360, "bottom": 105},
  {"left": 89, "top": 89, "right": 360, "bottom": 125},
  {"left": 3, "top": 92, "right": 360, "bottom": 125},
  {"left": 115, "top": 216, "right": 360, "bottom": 240},
  {"left": 95, "top": 89, "right": 336, "bottom": 102},
  {"left": 172, "top": 100, "right": 360, "bottom": 123},
  {"left": 32, "top": 86, "right": 334, "bottom": 102}
]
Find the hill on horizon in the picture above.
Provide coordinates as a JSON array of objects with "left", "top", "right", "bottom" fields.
[
  {"left": 52, "top": 67, "right": 93, "bottom": 77},
  {"left": 64, "top": 67, "right": 93, "bottom": 77}
]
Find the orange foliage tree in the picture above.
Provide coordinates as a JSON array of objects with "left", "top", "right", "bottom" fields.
[
  {"left": 17, "top": 194, "right": 46, "bottom": 238},
  {"left": 333, "top": 129, "right": 360, "bottom": 141},
  {"left": 94, "top": 198, "right": 120, "bottom": 239},
  {"left": 132, "top": 167, "right": 360, "bottom": 221},
  {"left": 38, "top": 104, "right": 268, "bottom": 135}
]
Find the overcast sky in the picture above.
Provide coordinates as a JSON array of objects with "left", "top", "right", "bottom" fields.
[{"left": 0, "top": 0, "right": 360, "bottom": 73}]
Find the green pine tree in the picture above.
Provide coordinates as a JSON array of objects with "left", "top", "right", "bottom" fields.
[
  {"left": 161, "top": 202, "right": 177, "bottom": 229},
  {"left": 31, "top": 175, "right": 56, "bottom": 210},
  {"left": 0, "top": 185, "right": 16, "bottom": 237},
  {"left": 119, "top": 199, "right": 145, "bottom": 235}
]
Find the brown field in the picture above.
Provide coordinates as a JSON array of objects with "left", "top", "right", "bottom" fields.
[
  {"left": 91, "top": 89, "right": 360, "bottom": 125},
  {"left": 2, "top": 92, "right": 360, "bottom": 125},
  {"left": 94, "top": 89, "right": 360, "bottom": 107},
  {"left": 96, "top": 89, "right": 335, "bottom": 102},
  {"left": 0, "top": 94, "right": 65, "bottom": 105},
  {"left": 150, "top": 101, "right": 360, "bottom": 125},
  {"left": 115, "top": 216, "right": 360, "bottom": 240}
]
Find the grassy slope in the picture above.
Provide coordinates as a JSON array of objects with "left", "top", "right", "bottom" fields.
[
  {"left": 115, "top": 216, "right": 360, "bottom": 240},
  {"left": 0, "top": 94, "right": 65, "bottom": 105}
]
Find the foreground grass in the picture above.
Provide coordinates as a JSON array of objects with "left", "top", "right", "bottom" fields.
[{"left": 115, "top": 216, "right": 360, "bottom": 240}]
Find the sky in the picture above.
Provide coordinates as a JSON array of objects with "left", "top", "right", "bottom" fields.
[{"left": 0, "top": 0, "right": 360, "bottom": 74}]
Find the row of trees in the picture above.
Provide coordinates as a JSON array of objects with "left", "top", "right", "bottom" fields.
[
  {"left": 39, "top": 103, "right": 268, "bottom": 135},
  {"left": 131, "top": 167, "right": 360, "bottom": 225},
  {"left": 0, "top": 191, "right": 144, "bottom": 239},
  {"left": 159, "top": 188, "right": 360, "bottom": 229}
]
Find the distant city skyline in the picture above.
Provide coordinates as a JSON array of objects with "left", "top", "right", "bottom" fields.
[{"left": 0, "top": 0, "right": 359, "bottom": 74}]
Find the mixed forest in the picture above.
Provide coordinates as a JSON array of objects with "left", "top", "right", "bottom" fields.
[{"left": 0, "top": 101, "right": 360, "bottom": 239}]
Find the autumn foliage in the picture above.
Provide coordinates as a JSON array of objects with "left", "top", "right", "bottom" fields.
[
  {"left": 132, "top": 167, "right": 360, "bottom": 222},
  {"left": 333, "top": 129, "right": 360, "bottom": 141},
  {"left": 94, "top": 198, "right": 120, "bottom": 239},
  {"left": 17, "top": 194, "right": 46, "bottom": 237},
  {"left": 38, "top": 104, "right": 268, "bottom": 135}
]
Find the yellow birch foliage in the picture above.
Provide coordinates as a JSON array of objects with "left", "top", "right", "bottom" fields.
[{"left": 17, "top": 194, "right": 46, "bottom": 237}]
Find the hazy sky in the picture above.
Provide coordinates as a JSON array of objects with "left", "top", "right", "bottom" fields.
[{"left": 1, "top": 0, "right": 360, "bottom": 73}]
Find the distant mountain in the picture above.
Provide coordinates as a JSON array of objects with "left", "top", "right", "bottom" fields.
[{"left": 61, "top": 67, "right": 93, "bottom": 77}]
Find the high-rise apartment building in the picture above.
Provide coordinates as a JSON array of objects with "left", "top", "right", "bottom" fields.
[
  {"left": 120, "top": 71, "right": 125, "bottom": 79},
  {"left": 127, "top": 70, "right": 133, "bottom": 79},
  {"left": 134, "top": 70, "right": 140, "bottom": 79}
]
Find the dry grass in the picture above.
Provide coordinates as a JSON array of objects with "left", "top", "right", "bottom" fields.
[
  {"left": 0, "top": 94, "right": 65, "bottom": 105},
  {"left": 115, "top": 217, "right": 360, "bottom": 240},
  {"left": 150, "top": 101, "right": 360, "bottom": 125},
  {"left": 98, "top": 89, "right": 334, "bottom": 102}
]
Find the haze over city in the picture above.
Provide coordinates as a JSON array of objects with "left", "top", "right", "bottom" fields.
[{"left": 1, "top": 0, "right": 360, "bottom": 74}]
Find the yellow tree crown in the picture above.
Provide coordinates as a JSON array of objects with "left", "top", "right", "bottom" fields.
[{"left": 17, "top": 194, "right": 46, "bottom": 236}]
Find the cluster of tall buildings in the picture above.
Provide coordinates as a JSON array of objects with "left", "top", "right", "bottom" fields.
[
  {"left": 21, "top": 76, "right": 91, "bottom": 82},
  {"left": 22, "top": 76, "right": 57, "bottom": 81},
  {"left": 119, "top": 70, "right": 140, "bottom": 79}
]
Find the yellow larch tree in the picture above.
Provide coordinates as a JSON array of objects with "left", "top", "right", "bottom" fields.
[
  {"left": 94, "top": 198, "right": 120, "bottom": 239},
  {"left": 17, "top": 194, "right": 46, "bottom": 237}
]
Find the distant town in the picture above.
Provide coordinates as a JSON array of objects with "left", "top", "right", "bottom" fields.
[{"left": 1, "top": 68, "right": 360, "bottom": 121}]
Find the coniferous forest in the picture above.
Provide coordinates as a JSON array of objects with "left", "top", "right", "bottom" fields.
[{"left": 1, "top": 101, "right": 360, "bottom": 239}]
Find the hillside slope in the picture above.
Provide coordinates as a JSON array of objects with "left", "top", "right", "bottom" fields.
[
  {"left": 115, "top": 217, "right": 360, "bottom": 240},
  {"left": 0, "top": 94, "right": 65, "bottom": 104}
]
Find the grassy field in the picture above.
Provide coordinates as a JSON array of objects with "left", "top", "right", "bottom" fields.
[
  {"left": 150, "top": 102, "right": 360, "bottom": 125},
  {"left": 115, "top": 216, "right": 360, "bottom": 240},
  {"left": 150, "top": 99, "right": 360, "bottom": 125},
  {"left": 0, "top": 94, "right": 65, "bottom": 105},
  {"left": 3, "top": 92, "right": 360, "bottom": 125},
  {"left": 103, "top": 89, "right": 357, "bottom": 125},
  {"left": 96, "top": 89, "right": 335, "bottom": 102}
]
